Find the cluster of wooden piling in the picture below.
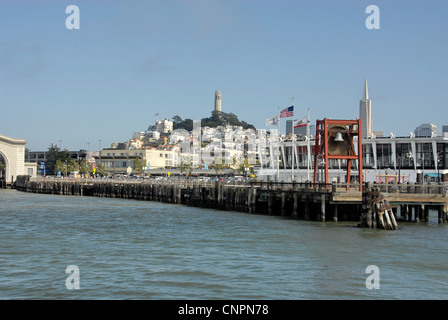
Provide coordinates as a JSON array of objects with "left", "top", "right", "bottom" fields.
[{"left": 360, "top": 185, "right": 398, "bottom": 230}]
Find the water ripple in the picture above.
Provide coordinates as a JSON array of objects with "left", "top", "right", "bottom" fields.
[{"left": 1, "top": 189, "right": 448, "bottom": 299}]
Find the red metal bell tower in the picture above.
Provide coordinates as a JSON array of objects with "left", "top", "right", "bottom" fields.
[{"left": 313, "top": 118, "right": 363, "bottom": 189}]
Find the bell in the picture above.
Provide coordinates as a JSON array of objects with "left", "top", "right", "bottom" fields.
[{"left": 334, "top": 132, "right": 344, "bottom": 142}]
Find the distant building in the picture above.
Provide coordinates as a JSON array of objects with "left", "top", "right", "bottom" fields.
[
  {"left": 155, "top": 119, "right": 173, "bottom": 133},
  {"left": 111, "top": 142, "right": 126, "bottom": 149},
  {"left": 359, "top": 78, "right": 373, "bottom": 138},
  {"left": 415, "top": 123, "right": 437, "bottom": 137},
  {"left": 133, "top": 131, "right": 160, "bottom": 145},
  {"left": 125, "top": 139, "right": 143, "bottom": 150},
  {"left": 442, "top": 125, "right": 448, "bottom": 138},
  {"left": 371, "top": 131, "right": 384, "bottom": 138}
]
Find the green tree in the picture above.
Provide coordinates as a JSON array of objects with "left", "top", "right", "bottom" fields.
[
  {"left": 237, "top": 158, "right": 254, "bottom": 176},
  {"left": 79, "top": 159, "right": 94, "bottom": 176},
  {"left": 179, "top": 161, "right": 192, "bottom": 176},
  {"left": 66, "top": 158, "right": 79, "bottom": 174},
  {"left": 211, "top": 160, "right": 226, "bottom": 175},
  {"left": 46, "top": 144, "right": 71, "bottom": 175},
  {"left": 171, "top": 112, "right": 255, "bottom": 132},
  {"left": 132, "top": 157, "right": 146, "bottom": 174},
  {"left": 172, "top": 115, "right": 194, "bottom": 131},
  {"left": 95, "top": 163, "right": 106, "bottom": 176},
  {"left": 55, "top": 159, "right": 66, "bottom": 176}
]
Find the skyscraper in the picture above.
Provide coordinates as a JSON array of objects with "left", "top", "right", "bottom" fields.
[
  {"left": 214, "top": 91, "right": 222, "bottom": 112},
  {"left": 359, "top": 78, "right": 372, "bottom": 138}
]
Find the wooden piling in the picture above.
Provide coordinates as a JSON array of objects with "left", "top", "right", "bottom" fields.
[
  {"left": 293, "top": 192, "right": 298, "bottom": 218},
  {"left": 333, "top": 204, "right": 338, "bottom": 222},
  {"left": 443, "top": 204, "right": 448, "bottom": 223},
  {"left": 321, "top": 195, "right": 326, "bottom": 222},
  {"left": 268, "top": 191, "right": 273, "bottom": 215},
  {"left": 304, "top": 196, "right": 309, "bottom": 221},
  {"left": 424, "top": 205, "right": 429, "bottom": 223},
  {"left": 281, "top": 192, "right": 286, "bottom": 216}
]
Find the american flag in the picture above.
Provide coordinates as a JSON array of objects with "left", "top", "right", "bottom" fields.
[
  {"left": 279, "top": 106, "right": 294, "bottom": 118},
  {"left": 154, "top": 113, "right": 159, "bottom": 117}
]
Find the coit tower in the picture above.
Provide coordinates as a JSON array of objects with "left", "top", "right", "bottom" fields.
[{"left": 214, "top": 91, "right": 222, "bottom": 112}]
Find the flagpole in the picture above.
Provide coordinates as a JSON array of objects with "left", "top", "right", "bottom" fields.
[
  {"left": 291, "top": 97, "right": 295, "bottom": 182},
  {"left": 277, "top": 106, "right": 280, "bottom": 182},
  {"left": 306, "top": 107, "right": 311, "bottom": 181}
]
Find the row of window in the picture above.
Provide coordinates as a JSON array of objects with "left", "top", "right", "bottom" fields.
[{"left": 269, "top": 142, "right": 447, "bottom": 170}]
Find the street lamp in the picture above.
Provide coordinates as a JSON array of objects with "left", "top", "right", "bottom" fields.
[
  {"left": 437, "top": 152, "right": 443, "bottom": 183},
  {"left": 396, "top": 155, "right": 401, "bottom": 183},
  {"left": 417, "top": 156, "right": 425, "bottom": 185},
  {"left": 317, "top": 154, "right": 325, "bottom": 184}
]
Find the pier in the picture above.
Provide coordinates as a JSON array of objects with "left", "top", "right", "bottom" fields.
[{"left": 13, "top": 176, "right": 448, "bottom": 226}]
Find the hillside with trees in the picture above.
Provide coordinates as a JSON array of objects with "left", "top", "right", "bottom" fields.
[{"left": 172, "top": 111, "right": 256, "bottom": 131}]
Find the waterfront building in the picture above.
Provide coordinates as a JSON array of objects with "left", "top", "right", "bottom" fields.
[
  {"left": 0, "top": 134, "right": 36, "bottom": 185},
  {"left": 256, "top": 134, "right": 448, "bottom": 183},
  {"left": 99, "top": 149, "right": 144, "bottom": 175},
  {"left": 144, "top": 146, "right": 177, "bottom": 169},
  {"left": 24, "top": 149, "right": 89, "bottom": 176}
]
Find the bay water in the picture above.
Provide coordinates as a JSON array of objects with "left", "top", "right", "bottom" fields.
[{"left": 1, "top": 189, "right": 447, "bottom": 299}]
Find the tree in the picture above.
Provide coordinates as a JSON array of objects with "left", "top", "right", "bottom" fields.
[
  {"left": 95, "top": 163, "right": 106, "bottom": 176},
  {"left": 211, "top": 160, "right": 226, "bottom": 175},
  {"left": 171, "top": 112, "right": 254, "bottom": 132},
  {"left": 66, "top": 158, "right": 79, "bottom": 174},
  {"left": 237, "top": 158, "right": 254, "bottom": 176},
  {"left": 46, "top": 144, "right": 71, "bottom": 175},
  {"left": 132, "top": 157, "right": 146, "bottom": 174},
  {"left": 55, "top": 159, "right": 66, "bottom": 176},
  {"left": 179, "top": 161, "right": 192, "bottom": 176},
  {"left": 172, "top": 115, "right": 194, "bottom": 132},
  {"left": 79, "top": 159, "right": 94, "bottom": 176},
  {"left": 172, "top": 115, "right": 183, "bottom": 124}
]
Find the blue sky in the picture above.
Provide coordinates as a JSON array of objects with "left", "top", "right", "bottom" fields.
[{"left": 1, "top": 0, "right": 447, "bottom": 151}]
